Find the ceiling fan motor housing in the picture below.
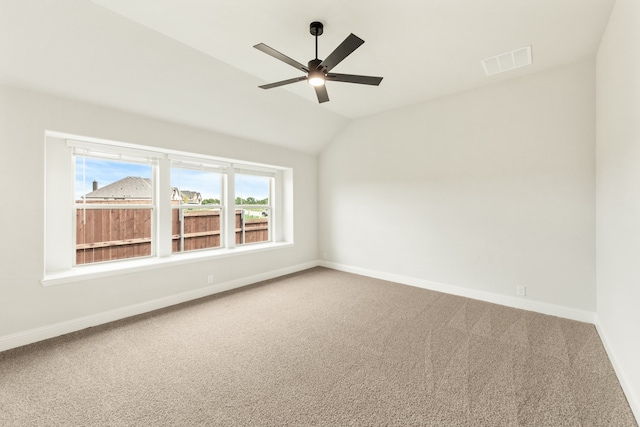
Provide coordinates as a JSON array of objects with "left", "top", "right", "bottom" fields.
[
  {"left": 308, "top": 58, "right": 324, "bottom": 72},
  {"left": 310, "top": 21, "right": 323, "bottom": 36}
]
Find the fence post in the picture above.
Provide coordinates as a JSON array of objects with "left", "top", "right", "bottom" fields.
[{"left": 241, "top": 209, "right": 245, "bottom": 245}]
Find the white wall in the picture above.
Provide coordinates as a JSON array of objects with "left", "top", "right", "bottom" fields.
[
  {"left": 596, "top": 0, "right": 640, "bottom": 416},
  {"left": 319, "top": 61, "right": 596, "bottom": 312},
  {"left": 0, "top": 84, "right": 317, "bottom": 339}
]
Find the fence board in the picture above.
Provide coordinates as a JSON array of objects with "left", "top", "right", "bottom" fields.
[{"left": 76, "top": 208, "right": 268, "bottom": 264}]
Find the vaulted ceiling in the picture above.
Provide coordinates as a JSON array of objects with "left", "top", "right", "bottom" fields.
[{"left": 0, "top": 0, "right": 615, "bottom": 153}]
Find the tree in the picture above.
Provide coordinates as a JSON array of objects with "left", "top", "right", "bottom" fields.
[
  {"left": 202, "top": 198, "right": 220, "bottom": 205},
  {"left": 234, "top": 196, "right": 268, "bottom": 205}
]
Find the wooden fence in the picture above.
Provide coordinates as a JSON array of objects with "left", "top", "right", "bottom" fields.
[{"left": 76, "top": 208, "right": 268, "bottom": 265}]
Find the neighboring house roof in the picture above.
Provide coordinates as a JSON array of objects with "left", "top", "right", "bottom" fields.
[
  {"left": 84, "top": 176, "right": 152, "bottom": 200},
  {"left": 84, "top": 176, "right": 202, "bottom": 203},
  {"left": 171, "top": 188, "right": 202, "bottom": 203},
  {"left": 181, "top": 190, "right": 202, "bottom": 202}
]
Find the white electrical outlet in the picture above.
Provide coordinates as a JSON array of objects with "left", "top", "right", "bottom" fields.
[
  {"left": 323, "top": 252, "right": 327, "bottom": 260},
  {"left": 517, "top": 285, "right": 526, "bottom": 296},
  {"left": 207, "top": 275, "right": 214, "bottom": 284}
]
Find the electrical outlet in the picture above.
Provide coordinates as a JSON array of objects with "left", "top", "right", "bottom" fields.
[
  {"left": 323, "top": 252, "right": 327, "bottom": 260},
  {"left": 207, "top": 275, "right": 214, "bottom": 284},
  {"left": 516, "top": 285, "right": 526, "bottom": 296}
]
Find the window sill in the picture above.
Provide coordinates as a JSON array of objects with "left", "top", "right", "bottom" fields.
[{"left": 41, "top": 241, "right": 294, "bottom": 287}]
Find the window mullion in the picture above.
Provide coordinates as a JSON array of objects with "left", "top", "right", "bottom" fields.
[
  {"left": 157, "top": 156, "right": 172, "bottom": 258},
  {"left": 269, "top": 177, "right": 273, "bottom": 242},
  {"left": 225, "top": 169, "right": 236, "bottom": 249}
]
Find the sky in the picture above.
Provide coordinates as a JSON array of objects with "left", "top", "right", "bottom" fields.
[
  {"left": 172, "top": 167, "right": 221, "bottom": 200},
  {"left": 235, "top": 173, "right": 269, "bottom": 201},
  {"left": 75, "top": 157, "right": 269, "bottom": 201}
]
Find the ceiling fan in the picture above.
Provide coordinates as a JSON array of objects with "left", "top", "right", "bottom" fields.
[{"left": 254, "top": 22, "right": 383, "bottom": 103}]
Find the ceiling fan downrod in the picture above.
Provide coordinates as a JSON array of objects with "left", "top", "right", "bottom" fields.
[{"left": 310, "top": 21, "right": 323, "bottom": 61}]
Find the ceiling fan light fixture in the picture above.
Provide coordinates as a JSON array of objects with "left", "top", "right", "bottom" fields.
[{"left": 308, "top": 70, "right": 325, "bottom": 86}]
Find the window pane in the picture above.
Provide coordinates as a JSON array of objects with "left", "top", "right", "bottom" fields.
[
  {"left": 74, "top": 156, "right": 153, "bottom": 265},
  {"left": 236, "top": 174, "right": 270, "bottom": 245},
  {"left": 172, "top": 207, "right": 222, "bottom": 253},
  {"left": 235, "top": 174, "right": 269, "bottom": 206},
  {"left": 171, "top": 167, "right": 222, "bottom": 253},
  {"left": 75, "top": 157, "right": 152, "bottom": 203},
  {"left": 171, "top": 168, "right": 221, "bottom": 205},
  {"left": 76, "top": 208, "right": 152, "bottom": 265}
]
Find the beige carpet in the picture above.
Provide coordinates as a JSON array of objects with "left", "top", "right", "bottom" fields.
[{"left": 0, "top": 267, "right": 636, "bottom": 426}]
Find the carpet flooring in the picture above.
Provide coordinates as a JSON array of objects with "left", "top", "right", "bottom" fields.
[{"left": 0, "top": 267, "right": 637, "bottom": 426}]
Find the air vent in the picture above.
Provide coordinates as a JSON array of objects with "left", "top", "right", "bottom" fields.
[{"left": 481, "top": 46, "right": 532, "bottom": 76}]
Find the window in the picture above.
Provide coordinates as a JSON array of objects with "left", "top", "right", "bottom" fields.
[
  {"left": 72, "top": 142, "right": 160, "bottom": 266},
  {"left": 74, "top": 156, "right": 154, "bottom": 265},
  {"left": 44, "top": 133, "right": 293, "bottom": 282},
  {"left": 170, "top": 159, "right": 223, "bottom": 253},
  {"left": 235, "top": 172, "right": 273, "bottom": 245}
]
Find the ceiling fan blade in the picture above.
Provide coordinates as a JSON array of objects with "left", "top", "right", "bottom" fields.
[
  {"left": 326, "top": 73, "right": 383, "bottom": 86},
  {"left": 259, "top": 76, "right": 307, "bottom": 89},
  {"left": 254, "top": 43, "right": 309, "bottom": 73},
  {"left": 319, "top": 34, "right": 364, "bottom": 72},
  {"left": 315, "top": 85, "right": 329, "bottom": 103}
]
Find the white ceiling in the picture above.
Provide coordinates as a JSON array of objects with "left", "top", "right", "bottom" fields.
[{"left": 0, "top": 0, "right": 615, "bottom": 153}]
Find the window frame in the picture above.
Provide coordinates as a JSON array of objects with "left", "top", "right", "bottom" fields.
[
  {"left": 170, "top": 161, "right": 225, "bottom": 254},
  {"left": 235, "top": 171, "right": 274, "bottom": 246},
  {"left": 72, "top": 148, "right": 159, "bottom": 266},
  {"left": 43, "top": 132, "right": 293, "bottom": 285}
]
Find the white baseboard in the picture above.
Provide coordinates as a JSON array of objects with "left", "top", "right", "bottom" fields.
[
  {"left": 3, "top": 260, "right": 595, "bottom": 353},
  {"left": 594, "top": 315, "right": 640, "bottom": 423},
  {"left": 0, "top": 261, "right": 320, "bottom": 353},
  {"left": 319, "top": 260, "right": 595, "bottom": 323}
]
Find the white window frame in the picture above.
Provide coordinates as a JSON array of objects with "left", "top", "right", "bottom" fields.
[
  {"left": 43, "top": 132, "right": 294, "bottom": 285},
  {"left": 71, "top": 144, "right": 160, "bottom": 266},
  {"left": 235, "top": 168, "right": 275, "bottom": 246},
  {"left": 170, "top": 156, "right": 226, "bottom": 254}
]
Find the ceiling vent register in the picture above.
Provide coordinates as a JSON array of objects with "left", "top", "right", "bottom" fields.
[{"left": 482, "top": 46, "right": 532, "bottom": 76}]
